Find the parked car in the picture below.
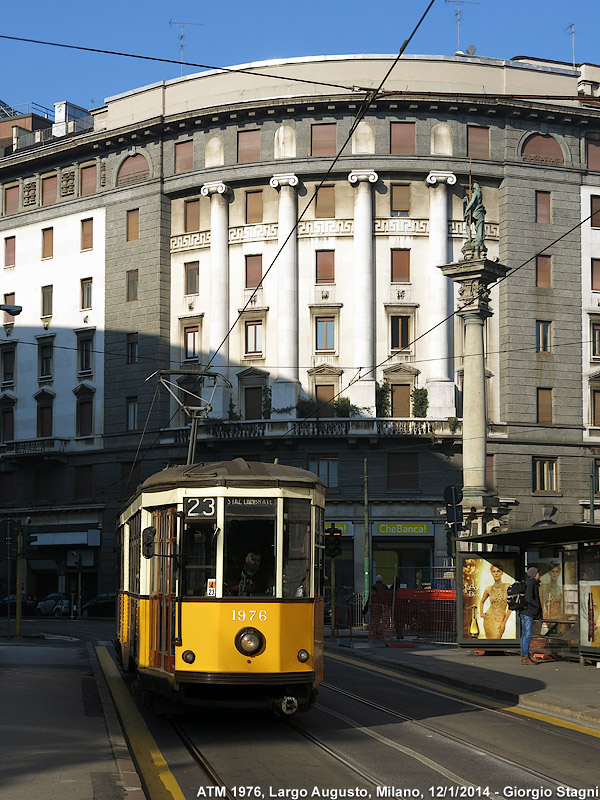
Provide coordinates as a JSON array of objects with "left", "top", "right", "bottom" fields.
[
  {"left": 0, "top": 594, "right": 37, "bottom": 616},
  {"left": 80, "top": 593, "right": 116, "bottom": 618},
  {"left": 34, "top": 592, "right": 75, "bottom": 617}
]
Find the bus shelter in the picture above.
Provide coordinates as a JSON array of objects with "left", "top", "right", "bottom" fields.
[{"left": 459, "top": 523, "right": 600, "bottom": 662}]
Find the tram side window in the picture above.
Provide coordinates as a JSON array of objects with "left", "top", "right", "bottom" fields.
[
  {"left": 224, "top": 497, "right": 276, "bottom": 597},
  {"left": 182, "top": 523, "right": 217, "bottom": 596},
  {"left": 283, "top": 498, "right": 311, "bottom": 598},
  {"left": 315, "top": 506, "right": 325, "bottom": 598}
]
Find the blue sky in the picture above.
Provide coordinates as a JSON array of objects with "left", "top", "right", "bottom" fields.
[{"left": 1, "top": 0, "right": 598, "bottom": 114}]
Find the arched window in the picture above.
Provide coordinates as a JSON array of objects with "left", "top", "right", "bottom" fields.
[
  {"left": 116, "top": 154, "right": 150, "bottom": 187},
  {"left": 522, "top": 134, "right": 563, "bottom": 166}
]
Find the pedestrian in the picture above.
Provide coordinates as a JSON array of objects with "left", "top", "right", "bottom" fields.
[{"left": 521, "top": 566, "right": 542, "bottom": 665}]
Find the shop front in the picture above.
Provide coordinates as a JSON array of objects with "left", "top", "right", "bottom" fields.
[{"left": 371, "top": 521, "right": 434, "bottom": 589}]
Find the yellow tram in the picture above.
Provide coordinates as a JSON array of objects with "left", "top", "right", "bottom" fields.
[{"left": 116, "top": 458, "right": 325, "bottom": 714}]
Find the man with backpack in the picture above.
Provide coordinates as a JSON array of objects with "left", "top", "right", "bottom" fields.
[{"left": 521, "top": 566, "right": 542, "bottom": 665}]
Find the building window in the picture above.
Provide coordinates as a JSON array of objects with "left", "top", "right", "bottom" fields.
[
  {"left": 126, "top": 270, "right": 138, "bottom": 301},
  {"left": 41, "top": 227, "right": 53, "bottom": 259},
  {"left": 126, "top": 397, "right": 138, "bottom": 431},
  {"left": 387, "top": 452, "right": 419, "bottom": 490},
  {"left": 315, "top": 317, "right": 335, "bottom": 352},
  {"left": 593, "top": 260, "right": 600, "bottom": 291},
  {"left": 390, "top": 384, "right": 411, "bottom": 417},
  {"left": 311, "top": 123, "right": 337, "bottom": 157},
  {"left": 536, "top": 255, "right": 551, "bottom": 288},
  {"left": 80, "top": 164, "right": 97, "bottom": 196},
  {"left": 593, "top": 389, "right": 600, "bottom": 427},
  {"left": 522, "top": 134, "right": 564, "bottom": 166},
  {"left": 184, "top": 199, "right": 200, "bottom": 233},
  {"left": 237, "top": 130, "right": 260, "bottom": 163},
  {"left": 391, "top": 249, "right": 410, "bottom": 282},
  {"left": 245, "top": 255, "right": 262, "bottom": 289},
  {"left": 175, "top": 141, "right": 194, "bottom": 174},
  {"left": 184, "top": 326, "right": 199, "bottom": 360},
  {"left": 117, "top": 154, "right": 149, "bottom": 186},
  {"left": 184, "top": 261, "right": 199, "bottom": 295},
  {"left": 308, "top": 457, "right": 338, "bottom": 488},
  {"left": 391, "top": 315, "right": 410, "bottom": 350},
  {"left": 41, "top": 175, "right": 57, "bottom": 206},
  {"left": 38, "top": 342, "right": 53, "bottom": 379},
  {"left": 467, "top": 126, "right": 490, "bottom": 159},
  {"left": 3, "top": 293, "right": 16, "bottom": 323},
  {"left": 390, "top": 122, "right": 416, "bottom": 155},
  {"left": 37, "top": 402, "right": 53, "bottom": 438},
  {"left": 81, "top": 278, "right": 92, "bottom": 310},
  {"left": 77, "top": 398, "right": 93, "bottom": 437},
  {"left": 588, "top": 140, "right": 600, "bottom": 171},
  {"left": 316, "top": 250, "right": 335, "bottom": 284},
  {"left": 533, "top": 457, "right": 557, "bottom": 493},
  {"left": 485, "top": 454, "right": 495, "bottom": 491},
  {"left": 592, "top": 322, "right": 600, "bottom": 359},
  {"left": 246, "top": 191, "right": 263, "bottom": 224},
  {"left": 74, "top": 465, "right": 93, "bottom": 500},
  {"left": 126, "top": 209, "right": 139, "bottom": 241},
  {"left": 4, "top": 186, "right": 18, "bottom": 215},
  {"left": 77, "top": 333, "right": 93, "bottom": 374},
  {"left": 315, "top": 385, "right": 335, "bottom": 418},
  {"left": 245, "top": 320, "right": 263, "bottom": 356},
  {"left": 592, "top": 196, "right": 600, "bottom": 229},
  {"left": 244, "top": 386, "right": 263, "bottom": 420},
  {"left": 536, "top": 320, "right": 551, "bottom": 353},
  {"left": 41, "top": 285, "right": 53, "bottom": 317},
  {"left": 537, "top": 388, "right": 553, "bottom": 424},
  {"left": 81, "top": 218, "right": 93, "bottom": 251},
  {"left": 536, "top": 191, "right": 551, "bottom": 224},
  {"left": 1, "top": 408, "right": 14, "bottom": 443},
  {"left": 391, "top": 185, "right": 410, "bottom": 217},
  {"left": 1, "top": 346, "right": 15, "bottom": 384},
  {"left": 126, "top": 333, "right": 139, "bottom": 364},
  {"left": 315, "top": 186, "right": 335, "bottom": 218},
  {"left": 4, "top": 236, "right": 15, "bottom": 267},
  {"left": 35, "top": 468, "right": 53, "bottom": 502}
]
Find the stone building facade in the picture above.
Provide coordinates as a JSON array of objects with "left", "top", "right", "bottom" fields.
[{"left": 1, "top": 53, "right": 600, "bottom": 598}]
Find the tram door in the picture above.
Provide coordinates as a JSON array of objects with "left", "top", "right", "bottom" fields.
[{"left": 149, "top": 508, "right": 177, "bottom": 672}]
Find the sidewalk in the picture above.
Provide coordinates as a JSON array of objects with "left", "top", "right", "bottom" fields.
[
  {"left": 0, "top": 636, "right": 143, "bottom": 800},
  {"left": 325, "top": 633, "right": 600, "bottom": 728}
]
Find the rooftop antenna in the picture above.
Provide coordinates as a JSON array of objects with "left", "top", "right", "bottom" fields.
[
  {"left": 565, "top": 22, "right": 575, "bottom": 69},
  {"left": 169, "top": 19, "right": 204, "bottom": 76},
  {"left": 445, "top": 0, "right": 480, "bottom": 53}
]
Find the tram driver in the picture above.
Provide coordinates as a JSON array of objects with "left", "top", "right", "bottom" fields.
[{"left": 229, "top": 551, "right": 275, "bottom": 596}]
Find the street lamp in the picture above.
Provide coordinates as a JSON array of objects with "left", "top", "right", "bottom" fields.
[{"left": 0, "top": 305, "right": 22, "bottom": 316}]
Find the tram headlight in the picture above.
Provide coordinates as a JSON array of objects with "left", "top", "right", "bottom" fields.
[
  {"left": 182, "top": 650, "right": 196, "bottom": 664},
  {"left": 235, "top": 627, "right": 265, "bottom": 657},
  {"left": 297, "top": 649, "right": 310, "bottom": 663}
]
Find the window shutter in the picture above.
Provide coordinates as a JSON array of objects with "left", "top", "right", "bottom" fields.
[
  {"left": 467, "top": 126, "right": 490, "bottom": 159},
  {"left": 42, "top": 228, "right": 53, "bottom": 259},
  {"left": 537, "top": 388, "right": 553, "bottom": 424},
  {"left": 117, "top": 155, "right": 149, "bottom": 186},
  {"left": 245, "top": 255, "right": 262, "bottom": 288},
  {"left": 80, "top": 165, "right": 97, "bottom": 196},
  {"left": 316, "top": 251, "right": 335, "bottom": 283},
  {"left": 244, "top": 387, "right": 263, "bottom": 420},
  {"left": 523, "top": 134, "right": 563, "bottom": 165},
  {"left": 390, "top": 122, "right": 416, "bottom": 155},
  {"left": 315, "top": 385, "right": 335, "bottom": 418},
  {"left": 592, "top": 196, "right": 600, "bottom": 229},
  {"left": 184, "top": 200, "right": 200, "bottom": 233},
  {"left": 4, "top": 236, "right": 15, "bottom": 267},
  {"left": 81, "top": 219, "right": 93, "bottom": 250},
  {"left": 588, "top": 140, "right": 600, "bottom": 171},
  {"left": 391, "top": 384, "right": 410, "bottom": 417},
  {"left": 237, "top": 130, "right": 260, "bottom": 163},
  {"left": 78, "top": 400, "right": 93, "bottom": 436},
  {"left": 315, "top": 186, "right": 335, "bottom": 218},
  {"left": 41, "top": 176, "right": 57, "bottom": 206},
  {"left": 391, "top": 185, "right": 410, "bottom": 216},
  {"left": 127, "top": 209, "right": 140, "bottom": 241},
  {"left": 246, "top": 191, "right": 263, "bottom": 223},
  {"left": 536, "top": 192, "right": 551, "bottom": 224},
  {"left": 391, "top": 249, "right": 410, "bottom": 282},
  {"left": 536, "top": 255, "right": 551, "bottom": 288},
  {"left": 175, "top": 141, "right": 194, "bottom": 174},
  {"left": 4, "top": 186, "right": 19, "bottom": 214},
  {"left": 311, "top": 124, "right": 337, "bottom": 156},
  {"left": 593, "top": 260, "right": 600, "bottom": 291},
  {"left": 594, "top": 391, "right": 600, "bottom": 426}
]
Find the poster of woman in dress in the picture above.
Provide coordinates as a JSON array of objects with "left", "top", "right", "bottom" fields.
[{"left": 460, "top": 556, "right": 517, "bottom": 642}]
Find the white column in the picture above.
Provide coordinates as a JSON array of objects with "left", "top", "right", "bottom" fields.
[
  {"left": 348, "top": 170, "right": 378, "bottom": 414},
  {"left": 201, "top": 180, "right": 232, "bottom": 416},
  {"left": 270, "top": 174, "right": 300, "bottom": 417},
  {"left": 426, "top": 171, "right": 457, "bottom": 417}
]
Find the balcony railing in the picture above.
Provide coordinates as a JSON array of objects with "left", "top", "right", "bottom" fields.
[
  {"left": 160, "top": 417, "right": 462, "bottom": 445},
  {"left": 1, "top": 437, "right": 70, "bottom": 455}
]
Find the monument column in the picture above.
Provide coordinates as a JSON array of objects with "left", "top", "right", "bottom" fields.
[
  {"left": 348, "top": 169, "right": 378, "bottom": 414},
  {"left": 201, "top": 180, "right": 232, "bottom": 417},
  {"left": 270, "top": 174, "right": 300, "bottom": 417},
  {"left": 426, "top": 170, "right": 456, "bottom": 416}
]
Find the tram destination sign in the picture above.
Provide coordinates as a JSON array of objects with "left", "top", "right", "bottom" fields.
[
  {"left": 225, "top": 497, "right": 277, "bottom": 517},
  {"left": 184, "top": 497, "right": 217, "bottom": 520}
]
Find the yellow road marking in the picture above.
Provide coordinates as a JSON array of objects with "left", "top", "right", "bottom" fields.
[
  {"left": 326, "top": 650, "right": 600, "bottom": 739},
  {"left": 96, "top": 647, "right": 186, "bottom": 800}
]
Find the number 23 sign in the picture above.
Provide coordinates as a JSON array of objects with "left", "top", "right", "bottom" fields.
[{"left": 184, "top": 497, "right": 217, "bottom": 520}]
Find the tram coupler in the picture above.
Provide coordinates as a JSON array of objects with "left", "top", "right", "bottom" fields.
[{"left": 279, "top": 696, "right": 299, "bottom": 715}]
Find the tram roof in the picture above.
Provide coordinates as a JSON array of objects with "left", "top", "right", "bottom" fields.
[{"left": 140, "top": 458, "right": 324, "bottom": 492}]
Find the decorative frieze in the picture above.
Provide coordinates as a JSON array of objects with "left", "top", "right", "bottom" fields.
[
  {"left": 61, "top": 171, "right": 75, "bottom": 197},
  {"left": 171, "top": 231, "right": 211, "bottom": 251},
  {"left": 297, "top": 219, "right": 353, "bottom": 237},
  {"left": 22, "top": 182, "right": 37, "bottom": 206},
  {"left": 100, "top": 162, "right": 106, "bottom": 187},
  {"left": 229, "top": 223, "right": 278, "bottom": 243}
]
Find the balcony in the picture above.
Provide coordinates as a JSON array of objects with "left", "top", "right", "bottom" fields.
[
  {"left": 161, "top": 417, "right": 462, "bottom": 445},
  {"left": 0, "top": 438, "right": 70, "bottom": 456}
]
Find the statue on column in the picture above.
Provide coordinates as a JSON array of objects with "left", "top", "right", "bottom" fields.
[{"left": 462, "top": 181, "right": 487, "bottom": 259}]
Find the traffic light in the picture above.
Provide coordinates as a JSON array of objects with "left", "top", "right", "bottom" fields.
[
  {"left": 22, "top": 529, "right": 38, "bottom": 557},
  {"left": 142, "top": 527, "right": 156, "bottom": 559},
  {"left": 445, "top": 523, "right": 456, "bottom": 558},
  {"left": 324, "top": 525, "right": 342, "bottom": 558}
]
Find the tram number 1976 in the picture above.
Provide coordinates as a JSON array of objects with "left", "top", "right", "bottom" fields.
[{"left": 232, "top": 610, "right": 267, "bottom": 622}]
